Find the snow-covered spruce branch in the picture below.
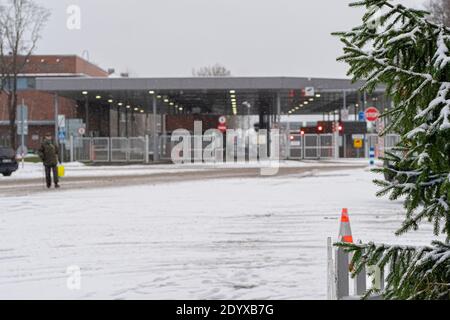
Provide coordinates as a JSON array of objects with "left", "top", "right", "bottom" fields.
[{"left": 335, "top": 241, "right": 450, "bottom": 300}]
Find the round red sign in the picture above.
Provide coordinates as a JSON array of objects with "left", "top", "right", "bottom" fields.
[{"left": 364, "top": 107, "right": 380, "bottom": 122}]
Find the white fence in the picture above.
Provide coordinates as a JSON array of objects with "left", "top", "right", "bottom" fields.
[
  {"left": 286, "top": 133, "right": 336, "bottom": 160},
  {"left": 68, "top": 133, "right": 401, "bottom": 163},
  {"left": 365, "top": 134, "right": 400, "bottom": 158},
  {"left": 327, "top": 237, "right": 385, "bottom": 300},
  {"left": 72, "top": 136, "right": 148, "bottom": 163}
]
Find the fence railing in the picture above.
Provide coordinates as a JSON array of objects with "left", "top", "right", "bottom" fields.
[
  {"left": 288, "top": 133, "right": 336, "bottom": 160},
  {"left": 327, "top": 237, "right": 385, "bottom": 300},
  {"left": 64, "top": 133, "right": 401, "bottom": 163}
]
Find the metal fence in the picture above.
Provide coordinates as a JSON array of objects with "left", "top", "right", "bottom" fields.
[
  {"left": 74, "top": 137, "right": 145, "bottom": 163},
  {"left": 327, "top": 237, "right": 384, "bottom": 300},
  {"left": 365, "top": 134, "right": 401, "bottom": 158},
  {"left": 294, "top": 134, "right": 335, "bottom": 160},
  {"left": 69, "top": 133, "right": 401, "bottom": 163}
]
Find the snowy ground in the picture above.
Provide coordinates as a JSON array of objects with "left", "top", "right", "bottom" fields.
[{"left": 0, "top": 165, "right": 437, "bottom": 300}]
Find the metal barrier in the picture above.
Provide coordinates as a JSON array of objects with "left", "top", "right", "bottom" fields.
[
  {"left": 288, "top": 134, "right": 303, "bottom": 159},
  {"left": 365, "top": 134, "right": 401, "bottom": 158},
  {"left": 111, "top": 137, "right": 128, "bottom": 162},
  {"left": 303, "top": 134, "right": 319, "bottom": 159},
  {"left": 74, "top": 138, "right": 93, "bottom": 162},
  {"left": 384, "top": 134, "right": 400, "bottom": 154},
  {"left": 319, "top": 134, "right": 335, "bottom": 159},
  {"left": 159, "top": 135, "right": 174, "bottom": 161},
  {"left": 74, "top": 137, "right": 139, "bottom": 163},
  {"left": 327, "top": 237, "right": 384, "bottom": 300},
  {"left": 92, "top": 138, "right": 110, "bottom": 162},
  {"left": 129, "top": 137, "right": 145, "bottom": 162}
]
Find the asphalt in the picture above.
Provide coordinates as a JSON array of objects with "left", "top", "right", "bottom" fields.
[{"left": 0, "top": 165, "right": 366, "bottom": 197}]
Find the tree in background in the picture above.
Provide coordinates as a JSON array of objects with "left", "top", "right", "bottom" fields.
[
  {"left": 0, "top": 0, "right": 50, "bottom": 149},
  {"left": 334, "top": 0, "right": 450, "bottom": 299},
  {"left": 426, "top": 0, "right": 450, "bottom": 26},
  {"left": 192, "top": 63, "right": 232, "bottom": 77}
]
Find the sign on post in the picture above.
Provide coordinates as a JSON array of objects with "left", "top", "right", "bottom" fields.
[
  {"left": 354, "top": 139, "right": 363, "bottom": 149},
  {"left": 58, "top": 115, "right": 66, "bottom": 129},
  {"left": 16, "top": 105, "right": 29, "bottom": 135},
  {"left": 218, "top": 115, "right": 227, "bottom": 133},
  {"left": 358, "top": 111, "right": 365, "bottom": 122},
  {"left": 303, "top": 87, "right": 315, "bottom": 97},
  {"left": 365, "top": 107, "right": 380, "bottom": 122}
]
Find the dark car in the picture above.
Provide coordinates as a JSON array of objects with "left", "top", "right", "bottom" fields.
[{"left": 0, "top": 147, "right": 18, "bottom": 176}]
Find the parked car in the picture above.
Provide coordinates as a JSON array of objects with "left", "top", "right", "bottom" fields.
[{"left": 0, "top": 147, "right": 18, "bottom": 176}]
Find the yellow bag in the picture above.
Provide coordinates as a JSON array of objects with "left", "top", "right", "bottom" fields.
[{"left": 57, "top": 165, "right": 65, "bottom": 178}]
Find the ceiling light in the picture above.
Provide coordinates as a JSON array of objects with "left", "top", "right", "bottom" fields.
[
  {"left": 96, "top": 95, "right": 101, "bottom": 99},
  {"left": 169, "top": 102, "right": 174, "bottom": 106},
  {"left": 164, "top": 99, "right": 169, "bottom": 103},
  {"left": 149, "top": 91, "right": 155, "bottom": 94},
  {"left": 134, "top": 107, "right": 139, "bottom": 111},
  {"left": 126, "top": 105, "right": 130, "bottom": 109},
  {"left": 179, "top": 107, "right": 183, "bottom": 111},
  {"left": 82, "top": 91, "right": 88, "bottom": 95},
  {"left": 229, "top": 90, "right": 236, "bottom": 94},
  {"left": 315, "top": 94, "right": 321, "bottom": 98},
  {"left": 304, "top": 101, "right": 309, "bottom": 105},
  {"left": 309, "top": 98, "right": 314, "bottom": 101},
  {"left": 118, "top": 102, "right": 123, "bottom": 106},
  {"left": 140, "top": 110, "right": 144, "bottom": 113},
  {"left": 108, "top": 99, "right": 113, "bottom": 103},
  {"left": 157, "top": 95, "right": 162, "bottom": 99}
]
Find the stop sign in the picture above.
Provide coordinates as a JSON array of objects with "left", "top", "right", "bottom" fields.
[{"left": 365, "top": 107, "right": 380, "bottom": 122}]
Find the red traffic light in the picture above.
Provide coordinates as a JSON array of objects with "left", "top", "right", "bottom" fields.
[
  {"left": 317, "top": 125, "right": 323, "bottom": 132},
  {"left": 300, "top": 130, "right": 305, "bottom": 135}
]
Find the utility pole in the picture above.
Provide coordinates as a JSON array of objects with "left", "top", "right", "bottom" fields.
[{"left": 20, "top": 99, "right": 25, "bottom": 169}]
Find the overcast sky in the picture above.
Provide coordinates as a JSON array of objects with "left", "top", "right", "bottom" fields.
[{"left": 35, "top": 0, "right": 425, "bottom": 78}]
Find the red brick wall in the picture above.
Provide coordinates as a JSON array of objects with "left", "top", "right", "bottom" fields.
[
  {"left": 75, "top": 57, "right": 109, "bottom": 77},
  {"left": 15, "top": 55, "right": 108, "bottom": 77},
  {"left": 0, "top": 91, "right": 77, "bottom": 121}
]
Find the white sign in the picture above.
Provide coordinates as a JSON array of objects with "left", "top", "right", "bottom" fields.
[
  {"left": 218, "top": 116, "right": 227, "bottom": 125},
  {"left": 352, "top": 134, "right": 364, "bottom": 140},
  {"left": 340, "top": 108, "right": 349, "bottom": 121},
  {"left": 78, "top": 127, "right": 86, "bottom": 135},
  {"left": 17, "top": 145, "right": 28, "bottom": 157},
  {"left": 304, "top": 87, "right": 315, "bottom": 97},
  {"left": 16, "top": 120, "right": 29, "bottom": 135},
  {"left": 58, "top": 115, "right": 66, "bottom": 128}
]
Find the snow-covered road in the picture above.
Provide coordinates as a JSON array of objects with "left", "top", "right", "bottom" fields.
[{"left": 0, "top": 166, "right": 437, "bottom": 300}]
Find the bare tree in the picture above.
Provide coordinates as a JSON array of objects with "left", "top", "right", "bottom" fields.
[
  {"left": 425, "top": 0, "right": 450, "bottom": 26},
  {"left": 192, "top": 63, "right": 232, "bottom": 77},
  {"left": 0, "top": 0, "right": 50, "bottom": 149}
]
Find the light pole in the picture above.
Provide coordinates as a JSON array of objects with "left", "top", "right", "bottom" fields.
[{"left": 243, "top": 101, "right": 251, "bottom": 130}]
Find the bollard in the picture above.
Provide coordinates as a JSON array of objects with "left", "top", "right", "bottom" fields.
[{"left": 369, "top": 147, "right": 375, "bottom": 166}]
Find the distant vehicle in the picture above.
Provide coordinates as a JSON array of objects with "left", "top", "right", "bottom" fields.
[{"left": 0, "top": 147, "right": 19, "bottom": 177}]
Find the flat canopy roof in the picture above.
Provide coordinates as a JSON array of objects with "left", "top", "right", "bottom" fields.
[
  {"left": 37, "top": 76, "right": 373, "bottom": 91},
  {"left": 36, "top": 77, "right": 385, "bottom": 115}
]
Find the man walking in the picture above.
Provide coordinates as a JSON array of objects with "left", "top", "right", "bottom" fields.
[{"left": 38, "top": 134, "right": 60, "bottom": 189}]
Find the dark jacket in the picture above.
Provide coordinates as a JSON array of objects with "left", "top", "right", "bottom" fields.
[{"left": 38, "top": 140, "right": 59, "bottom": 166}]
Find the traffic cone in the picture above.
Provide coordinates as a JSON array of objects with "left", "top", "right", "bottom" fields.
[{"left": 338, "top": 208, "right": 353, "bottom": 243}]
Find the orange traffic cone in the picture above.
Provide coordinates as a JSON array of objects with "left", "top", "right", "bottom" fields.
[{"left": 338, "top": 208, "right": 353, "bottom": 243}]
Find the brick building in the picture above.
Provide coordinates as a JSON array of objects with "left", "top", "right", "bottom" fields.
[{"left": 0, "top": 55, "right": 108, "bottom": 150}]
